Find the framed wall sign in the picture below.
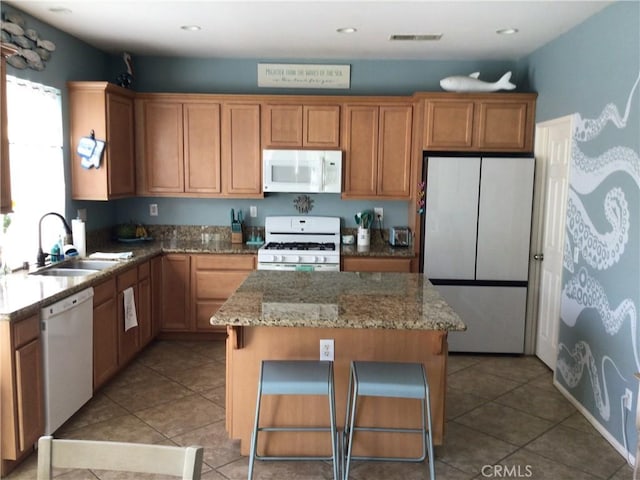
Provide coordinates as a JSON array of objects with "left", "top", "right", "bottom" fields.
[{"left": 257, "top": 63, "right": 351, "bottom": 89}]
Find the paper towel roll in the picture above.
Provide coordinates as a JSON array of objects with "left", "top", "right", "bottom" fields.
[{"left": 71, "top": 219, "right": 86, "bottom": 257}]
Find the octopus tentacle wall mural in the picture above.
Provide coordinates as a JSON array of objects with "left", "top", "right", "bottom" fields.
[{"left": 556, "top": 69, "right": 640, "bottom": 457}]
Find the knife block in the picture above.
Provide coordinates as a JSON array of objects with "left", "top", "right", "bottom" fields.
[{"left": 231, "top": 230, "right": 243, "bottom": 244}]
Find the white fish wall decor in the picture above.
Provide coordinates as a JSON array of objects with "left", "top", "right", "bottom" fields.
[{"left": 440, "top": 71, "right": 516, "bottom": 92}]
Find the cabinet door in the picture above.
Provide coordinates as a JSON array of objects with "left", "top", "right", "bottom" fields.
[
  {"left": 475, "top": 100, "right": 534, "bottom": 151},
  {"left": 15, "top": 338, "right": 44, "bottom": 451},
  {"left": 93, "top": 279, "right": 118, "bottom": 390},
  {"left": 106, "top": 92, "right": 136, "bottom": 197},
  {"left": 377, "top": 105, "right": 412, "bottom": 198},
  {"left": 342, "top": 105, "right": 378, "bottom": 198},
  {"left": 303, "top": 105, "right": 340, "bottom": 148},
  {"left": 143, "top": 101, "right": 185, "bottom": 193},
  {"left": 221, "top": 103, "right": 262, "bottom": 196},
  {"left": 184, "top": 103, "right": 221, "bottom": 193},
  {"left": 264, "top": 104, "right": 303, "bottom": 147},
  {"left": 160, "top": 254, "right": 191, "bottom": 331},
  {"left": 116, "top": 267, "right": 139, "bottom": 365},
  {"left": 423, "top": 100, "right": 474, "bottom": 150},
  {"left": 137, "top": 262, "right": 153, "bottom": 347},
  {"left": 151, "top": 256, "right": 163, "bottom": 338}
]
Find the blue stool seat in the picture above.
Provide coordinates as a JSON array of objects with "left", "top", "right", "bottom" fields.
[
  {"left": 248, "top": 360, "right": 338, "bottom": 480},
  {"left": 343, "top": 361, "right": 436, "bottom": 480}
]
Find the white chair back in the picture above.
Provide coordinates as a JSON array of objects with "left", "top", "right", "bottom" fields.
[{"left": 37, "top": 435, "right": 203, "bottom": 480}]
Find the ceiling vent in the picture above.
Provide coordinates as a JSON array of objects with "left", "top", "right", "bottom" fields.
[{"left": 389, "top": 34, "right": 443, "bottom": 41}]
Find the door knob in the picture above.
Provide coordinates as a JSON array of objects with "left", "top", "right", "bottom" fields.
[{"left": 533, "top": 253, "right": 544, "bottom": 261}]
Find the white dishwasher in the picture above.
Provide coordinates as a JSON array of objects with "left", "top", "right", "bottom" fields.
[{"left": 41, "top": 287, "right": 94, "bottom": 434}]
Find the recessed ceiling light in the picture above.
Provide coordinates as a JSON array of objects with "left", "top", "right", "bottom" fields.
[
  {"left": 181, "top": 25, "right": 202, "bottom": 31},
  {"left": 49, "top": 7, "right": 72, "bottom": 14},
  {"left": 337, "top": 27, "right": 357, "bottom": 34},
  {"left": 496, "top": 28, "right": 519, "bottom": 35},
  {"left": 389, "top": 34, "right": 443, "bottom": 41}
]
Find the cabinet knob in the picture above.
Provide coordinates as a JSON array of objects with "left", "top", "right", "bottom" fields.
[{"left": 533, "top": 253, "right": 544, "bottom": 261}]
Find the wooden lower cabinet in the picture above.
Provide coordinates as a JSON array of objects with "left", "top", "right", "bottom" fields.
[
  {"left": 138, "top": 261, "right": 153, "bottom": 347},
  {"left": 342, "top": 256, "right": 412, "bottom": 272},
  {"left": 160, "top": 254, "right": 191, "bottom": 331},
  {"left": 93, "top": 278, "right": 118, "bottom": 391},
  {"left": 117, "top": 266, "right": 140, "bottom": 365},
  {"left": 1, "top": 314, "right": 44, "bottom": 476},
  {"left": 192, "top": 254, "right": 254, "bottom": 332},
  {"left": 160, "top": 253, "right": 255, "bottom": 333}
]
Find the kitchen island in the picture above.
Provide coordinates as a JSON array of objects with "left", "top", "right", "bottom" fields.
[{"left": 210, "top": 271, "right": 465, "bottom": 458}]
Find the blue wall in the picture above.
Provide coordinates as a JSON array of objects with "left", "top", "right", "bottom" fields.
[{"left": 525, "top": 1, "right": 640, "bottom": 457}]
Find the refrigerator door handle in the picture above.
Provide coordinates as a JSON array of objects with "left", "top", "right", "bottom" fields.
[{"left": 533, "top": 253, "right": 544, "bottom": 261}]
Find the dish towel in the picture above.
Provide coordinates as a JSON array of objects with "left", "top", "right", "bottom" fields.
[
  {"left": 123, "top": 287, "right": 138, "bottom": 331},
  {"left": 89, "top": 251, "right": 134, "bottom": 260}
]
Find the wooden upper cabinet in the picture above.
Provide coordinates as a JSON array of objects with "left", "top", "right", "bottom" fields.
[
  {"left": 221, "top": 102, "right": 262, "bottom": 197},
  {"left": 343, "top": 103, "right": 412, "bottom": 199},
  {"left": 68, "top": 82, "right": 136, "bottom": 200},
  {"left": 422, "top": 94, "right": 536, "bottom": 152},
  {"left": 423, "top": 99, "right": 474, "bottom": 149},
  {"left": 475, "top": 100, "right": 533, "bottom": 151},
  {"left": 377, "top": 105, "right": 412, "bottom": 197},
  {"left": 263, "top": 104, "right": 340, "bottom": 148},
  {"left": 184, "top": 103, "right": 221, "bottom": 194},
  {"left": 136, "top": 98, "right": 221, "bottom": 196}
]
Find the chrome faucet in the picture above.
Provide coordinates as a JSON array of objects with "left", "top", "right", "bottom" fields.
[{"left": 37, "top": 212, "right": 73, "bottom": 267}]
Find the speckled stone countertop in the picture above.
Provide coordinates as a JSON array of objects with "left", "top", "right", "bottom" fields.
[
  {"left": 0, "top": 239, "right": 260, "bottom": 322},
  {"left": 0, "top": 233, "right": 414, "bottom": 322},
  {"left": 210, "top": 271, "right": 465, "bottom": 331}
]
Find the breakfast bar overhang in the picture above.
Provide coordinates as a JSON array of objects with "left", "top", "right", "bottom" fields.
[{"left": 211, "top": 271, "right": 465, "bottom": 458}]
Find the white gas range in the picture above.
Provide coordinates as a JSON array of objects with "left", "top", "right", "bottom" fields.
[{"left": 257, "top": 216, "right": 341, "bottom": 271}]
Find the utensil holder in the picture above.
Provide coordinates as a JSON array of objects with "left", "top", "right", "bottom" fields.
[{"left": 357, "top": 227, "right": 370, "bottom": 247}]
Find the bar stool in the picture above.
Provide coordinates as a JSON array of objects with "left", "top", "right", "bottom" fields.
[
  {"left": 343, "top": 361, "right": 436, "bottom": 480},
  {"left": 248, "top": 360, "right": 339, "bottom": 480}
]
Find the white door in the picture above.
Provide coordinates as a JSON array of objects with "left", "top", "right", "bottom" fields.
[{"left": 531, "top": 115, "right": 573, "bottom": 369}]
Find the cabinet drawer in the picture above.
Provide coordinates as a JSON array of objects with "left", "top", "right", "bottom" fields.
[
  {"left": 194, "top": 254, "right": 254, "bottom": 271},
  {"left": 195, "top": 270, "right": 250, "bottom": 299},
  {"left": 342, "top": 257, "right": 412, "bottom": 273},
  {"left": 116, "top": 266, "right": 137, "bottom": 291},
  {"left": 13, "top": 314, "right": 40, "bottom": 348},
  {"left": 93, "top": 277, "right": 116, "bottom": 306}
]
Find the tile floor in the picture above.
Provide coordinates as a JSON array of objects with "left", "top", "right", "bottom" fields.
[{"left": 5, "top": 340, "right": 634, "bottom": 479}]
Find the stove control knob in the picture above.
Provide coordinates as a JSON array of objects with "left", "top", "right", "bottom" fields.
[
  {"left": 292, "top": 256, "right": 300, "bottom": 263},
  {"left": 274, "top": 255, "right": 282, "bottom": 262},
  {"left": 316, "top": 256, "right": 325, "bottom": 263}
]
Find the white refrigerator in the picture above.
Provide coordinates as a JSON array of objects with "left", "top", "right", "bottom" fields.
[{"left": 422, "top": 156, "right": 535, "bottom": 353}]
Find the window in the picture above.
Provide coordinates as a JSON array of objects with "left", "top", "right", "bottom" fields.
[{"left": 1, "top": 75, "right": 65, "bottom": 270}]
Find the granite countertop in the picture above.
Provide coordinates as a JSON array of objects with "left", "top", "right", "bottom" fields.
[
  {"left": 210, "top": 271, "right": 466, "bottom": 332},
  {"left": 0, "top": 236, "right": 414, "bottom": 323},
  {"left": 0, "top": 239, "right": 259, "bottom": 322},
  {"left": 341, "top": 242, "right": 415, "bottom": 257}
]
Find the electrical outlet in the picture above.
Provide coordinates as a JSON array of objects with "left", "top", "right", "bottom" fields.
[
  {"left": 374, "top": 207, "right": 383, "bottom": 221},
  {"left": 250, "top": 205, "right": 257, "bottom": 218},
  {"left": 624, "top": 388, "right": 633, "bottom": 410},
  {"left": 149, "top": 204, "right": 158, "bottom": 216},
  {"left": 320, "top": 339, "right": 334, "bottom": 361}
]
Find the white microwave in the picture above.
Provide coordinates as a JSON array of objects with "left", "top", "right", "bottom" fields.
[{"left": 263, "top": 149, "right": 342, "bottom": 193}]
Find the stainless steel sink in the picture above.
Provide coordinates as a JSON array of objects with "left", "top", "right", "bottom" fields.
[
  {"left": 54, "top": 259, "right": 119, "bottom": 271},
  {"left": 32, "top": 268, "right": 99, "bottom": 277},
  {"left": 30, "top": 258, "right": 120, "bottom": 277}
]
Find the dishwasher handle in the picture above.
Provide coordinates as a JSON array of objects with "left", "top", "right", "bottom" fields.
[{"left": 41, "top": 287, "right": 94, "bottom": 319}]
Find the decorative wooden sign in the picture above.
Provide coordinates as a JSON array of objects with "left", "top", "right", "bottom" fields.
[{"left": 258, "top": 63, "right": 350, "bottom": 89}]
